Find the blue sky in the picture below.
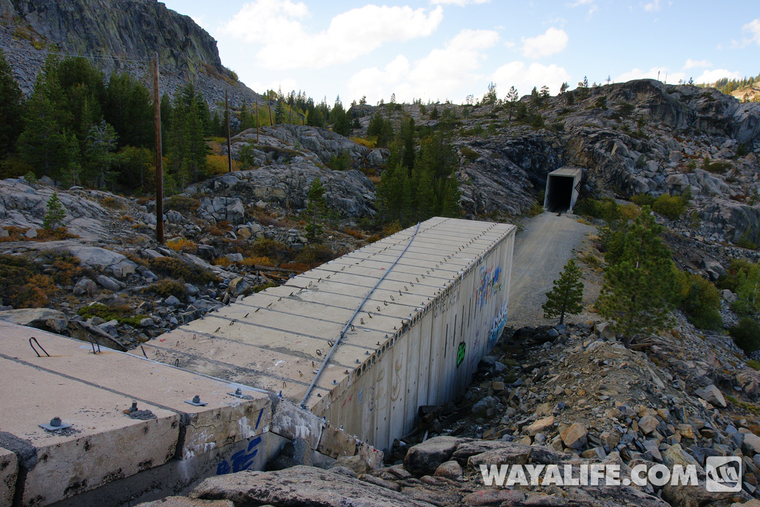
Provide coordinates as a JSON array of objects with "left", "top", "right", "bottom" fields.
[{"left": 161, "top": 0, "right": 760, "bottom": 105}]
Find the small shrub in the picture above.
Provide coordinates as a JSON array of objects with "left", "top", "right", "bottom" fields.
[
  {"left": 167, "top": 195, "right": 200, "bottom": 213},
  {"left": 631, "top": 194, "right": 654, "bottom": 208},
  {"left": 619, "top": 203, "right": 641, "bottom": 220},
  {"left": 574, "top": 197, "right": 620, "bottom": 220},
  {"left": 459, "top": 146, "right": 480, "bottom": 162},
  {"left": 737, "top": 231, "right": 758, "bottom": 250},
  {"left": 295, "top": 245, "right": 337, "bottom": 266},
  {"left": 239, "top": 256, "right": 274, "bottom": 267},
  {"left": 526, "top": 202, "right": 544, "bottom": 217},
  {"left": 206, "top": 154, "right": 240, "bottom": 175},
  {"left": 77, "top": 303, "right": 145, "bottom": 326},
  {"left": 581, "top": 253, "right": 601, "bottom": 268},
  {"left": 328, "top": 151, "right": 352, "bottom": 171},
  {"left": 678, "top": 272, "right": 722, "bottom": 330},
  {"left": 652, "top": 193, "right": 687, "bottom": 219},
  {"left": 729, "top": 317, "right": 760, "bottom": 354},
  {"left": 248, "top": 237, "right": 292, "bottom": 264},
  {"left": 148, "top": 257, "right": 219, "bottom": 285},
  {"left": 702, "top": 157, "right": 731, "bottom": 174},
  {"left": 350, "top": 137, "right": 375, "bottom": 149},
  {"left": 166, "top": 237, "right": 197, "bottom": 253},
  {"left": 144, "top": 279, "right": 187, "bottom": 300},
  {"left": 212, "top": 257, "right": 232, "bottom": 267},
  {"left": 343, "top": 228, "right": 364, "bottom": 240},
  {"left": 101, "top": 196, "right": 126, "bottom": 210},
  {"left": 747, "top": 359, "right": 760, "bottom": 371}
]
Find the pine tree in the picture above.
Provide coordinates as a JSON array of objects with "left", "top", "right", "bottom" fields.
[
  {"left": 596, "top": 208, "right": 679, "bottom": 347},
  {"left": 43, "top": 192, "right": 66, "bottom": 231},
  {"left": 542, "top": 259, "right": 584, "bottom": 325},
  {"left": 306, "top": 177, "right": 328, "bottom": 242},
  {"left": 0, "top": 49, "right": 23, "bottom": 160},
  {"left": 506, "top": 86, "right": 519, "bottom": 120}
]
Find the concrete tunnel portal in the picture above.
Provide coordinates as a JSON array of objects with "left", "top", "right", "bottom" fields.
[{"left": 544, "top": 167, "right": 583, "bottom": 213}]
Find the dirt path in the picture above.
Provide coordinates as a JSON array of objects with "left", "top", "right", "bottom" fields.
[{"left": 508, "top": 212, "right": 597, "bottom": 329}]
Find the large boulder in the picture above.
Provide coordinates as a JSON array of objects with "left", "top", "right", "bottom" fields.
[
  {"left": 403, "top": 436, "right": 465, "bottom": 476},
  {"left": 0, "top": 308, "right": 69, "bottom": 334},
  {"left": 189, "top": 466, "right": 437, "bottom": 507}
]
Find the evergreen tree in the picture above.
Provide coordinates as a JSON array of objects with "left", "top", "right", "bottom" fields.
[
  {"left": 400, "top": 118, "right": 416, "bottom": 170},
  {"left": 43, "top": 192, "right": 66, "bottom": 231},
  {"left": 0, "top": 49, "right": 23, "bottom": 160},
  {"left": 542, "top": 259, "right": 584, "bottom": 325},
  {"left": 596, "top": 208, "right": 679, "bottom": 347},
  {"left": 104, "top": 73, "right": 152, "bottom": 149},
  {"left": 506, "top": 86, "right": 519, "bottom": 120},
  {"left": 84, "top": 120, "right": 119, "bottom": 189},
  {"left": 306, "top": 177, "right": 328, "bottom": 242}
]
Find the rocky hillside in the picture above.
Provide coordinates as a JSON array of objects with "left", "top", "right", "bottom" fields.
[
  {"left": 0, "top": 0, "right": 259, "bottom": 107},
  {"left": 359, "top": 80, "right": 760, "bottom": 245},
  {"left": 0, "top": 125, "right": 386, "bottom": 348}
]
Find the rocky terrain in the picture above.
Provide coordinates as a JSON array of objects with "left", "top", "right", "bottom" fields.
[
  {"left": 350, "top": 80, "right": 760, "bottom": 248},
  {"left": 0, "top": 125, "right": 389, "bottom": 349},
  {"left": 0, "top": 0, "right": 261, "bottom": 108},
  {"left": 136, "top": 316, "right": 760, "bottom": 506}
]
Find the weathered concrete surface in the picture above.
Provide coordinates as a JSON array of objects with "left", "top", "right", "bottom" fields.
[
  {"left": 0, "top": 446, "right": 18, "bottom": 507},
  {"left": 0, "top": 321, "right": 272, "bottom": 461},
  {"left": 150, "top": 218, "right": 515, "bottom": 451},
  {"left": 0, "top": 356, "right": 179, "bottom": 506}
]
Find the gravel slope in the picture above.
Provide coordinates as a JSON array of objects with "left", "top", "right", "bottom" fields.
[{"left": 508, "top": 212, "right": 596, "bottom": 328}]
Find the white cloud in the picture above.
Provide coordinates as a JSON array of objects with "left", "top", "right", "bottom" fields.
[
  {"left": 740, "top": 19, "right": 760, "bottom": 46},
  {"left": 694, "top": 69, "right": 742, "bottom": 85},
  {"left": 570, "top": 0, "right": 598, "bottom": 17},
  {"left": 430, "top": 0, "right": 490, "bottom": 4},
  {"left": 348, "top": 29, "right": 500, "bottom": 103},
  {"left": 644, "top": 0, "right": 661, "bottom": 12},
  {"left": 223, "top": 1, "right": 444, "bottom": 69},
  {"left": 684, "top": 58, "right": 711, "bottom": 69},
  {"left": 491, "top": 61, "right": 571, "bottom": 97},
  {"left": 521, "top": 27, "right": 568, "bottom": 59},
  {"left": 614, "top": 67, "right": 685, "bottom": 84}
]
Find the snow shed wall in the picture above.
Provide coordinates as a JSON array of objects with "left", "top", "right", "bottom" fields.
[
  {"left": 544, "top": 168, "right": 582, "bottom": 212},
  {"left": 312, "top": 223, "right": 515, "bottom": 451}
]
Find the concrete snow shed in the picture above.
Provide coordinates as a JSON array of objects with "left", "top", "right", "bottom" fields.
[
  {"left": 150, "top": 217, "right": 516, "bottom": 451},
  {"left": 544, "top": 167, "right": 583, "bottom": 212}
]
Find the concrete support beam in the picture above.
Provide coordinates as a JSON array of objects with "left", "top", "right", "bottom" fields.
[
  {"left": 0, "top": 447, "right": 18, "bottom": 506},
  {"left": 0, "top": 357, "right": 179, "bottom": 506}
]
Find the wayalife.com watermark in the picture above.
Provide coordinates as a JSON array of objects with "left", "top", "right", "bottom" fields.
[{"left": 480, "top": 457, "right": 742, "bottom": 493}]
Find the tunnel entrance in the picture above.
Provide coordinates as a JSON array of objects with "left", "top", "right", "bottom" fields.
[{"left": 543, "top": 168, "right": 582, "bottom": 213}]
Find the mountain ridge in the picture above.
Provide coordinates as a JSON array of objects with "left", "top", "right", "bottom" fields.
[{"left": 0, "top": 0, "right": 260, "bottom": 108}]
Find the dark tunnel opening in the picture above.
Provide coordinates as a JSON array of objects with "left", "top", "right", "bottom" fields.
[{"left": 545, "top": 175, "right": 574, "bottom": 212}]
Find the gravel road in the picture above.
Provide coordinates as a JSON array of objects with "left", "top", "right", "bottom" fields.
[{"left": 507, "top": 212, "right": 596, "bottom": 329}]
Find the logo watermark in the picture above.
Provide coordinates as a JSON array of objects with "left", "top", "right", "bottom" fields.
[
  {"left": 705, "top": 457, "right": 742, "bottom": 493},
  {"left": 480, "top": 461, "right": 741, "bottom": 490}
]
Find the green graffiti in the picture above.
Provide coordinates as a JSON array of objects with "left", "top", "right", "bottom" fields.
[{"left": 456, "top": 341, "right": 466, "bottom": 367}]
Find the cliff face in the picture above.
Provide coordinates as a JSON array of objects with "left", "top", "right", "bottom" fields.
[{"left": 0, "top": 0, "right": 258, "bottom": 107}]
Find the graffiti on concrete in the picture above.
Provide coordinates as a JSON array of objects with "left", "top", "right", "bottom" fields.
[
  {"left": 456, "top": 341, "right": 466, "bottom": 367},
  {"left": 488, "top": 301, "right": 509, "bottom": 350},
  {"left": 216, "top": 407, "right": 265, "bottom": 475},
  {"left": 475, "top": 265, "right": 503, "bottom": 309}
]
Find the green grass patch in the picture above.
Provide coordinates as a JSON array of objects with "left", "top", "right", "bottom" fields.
[{"left": 77, "top": 303, "right": 145, "bottom": 326}]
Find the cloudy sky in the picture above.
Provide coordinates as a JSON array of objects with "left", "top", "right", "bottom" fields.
[{"left": 161, "top": 0, "right": 760, "bottom": 105}]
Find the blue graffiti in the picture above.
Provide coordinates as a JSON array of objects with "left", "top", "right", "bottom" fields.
[{"left": 216, "top": 407, "right": 265, "bottom": 475}]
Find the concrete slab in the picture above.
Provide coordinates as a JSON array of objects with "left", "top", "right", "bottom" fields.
[
  {"left": 0, "top": 446, "right": 18, "bottom": 507},
  {"left": 0, "top": 322, "right": 272, "bottom": 463},
  {"left": 0, "top": 357, "right": 179, "bottom": 506}
]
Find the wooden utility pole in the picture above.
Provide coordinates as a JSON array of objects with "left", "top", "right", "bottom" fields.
[
  {"left": 153, "top": 53, "right": 164, "bottom": 244},
  {"left": 226, "top": 90, "right": 232, "bottom": 173}
]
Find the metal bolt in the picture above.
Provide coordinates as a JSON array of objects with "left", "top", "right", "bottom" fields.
[
  {"left": 235, "top": 388, "right": 242, "bottom": 396},
  {"left": 192, "top": 395, "right": 201, "bottom": 404},
  {"left": 129, "top": 401, "right": 138, "bottom": 413},
  {"left": 50, "top": 417, "right": 62, "bottom": 427}
]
